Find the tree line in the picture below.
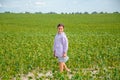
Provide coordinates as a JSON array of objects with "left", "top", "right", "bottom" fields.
[{"left": 3, "top": 11, "right": 120, "bottom": 14}]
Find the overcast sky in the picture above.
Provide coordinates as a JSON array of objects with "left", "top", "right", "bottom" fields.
[{"left": 0, "top": 0, "right": 120, "bottom": 13}]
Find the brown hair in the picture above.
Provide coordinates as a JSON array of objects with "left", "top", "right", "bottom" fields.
[{"left": 57, "top": 23, "right": 64, "bottom": 28}]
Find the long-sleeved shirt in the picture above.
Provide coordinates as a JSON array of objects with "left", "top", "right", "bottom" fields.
[{"left": 53, "top": 32, "right": 68, "bottom": 57}]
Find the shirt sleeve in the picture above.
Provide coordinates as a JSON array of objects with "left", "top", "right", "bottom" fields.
[{"left": 62, "top": 36, "right": 68, "bottom": 53}]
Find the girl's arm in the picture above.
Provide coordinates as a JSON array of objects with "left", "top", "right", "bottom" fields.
[{"left": 62, "top": 36, "right": 68, "bottom": 57}]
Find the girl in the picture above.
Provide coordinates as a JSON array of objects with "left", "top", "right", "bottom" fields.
[{"left": 53, "top": 23, "right": 70, "bottom": 72}]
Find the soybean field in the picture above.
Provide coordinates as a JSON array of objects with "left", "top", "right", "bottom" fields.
[{"left": 0, "top": 13, "right": 120, "bottom": 80}]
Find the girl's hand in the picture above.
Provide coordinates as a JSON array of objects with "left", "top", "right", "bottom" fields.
[
  {"left": 63, "top": 53, "right": 67, "bottom": 57},
  {"left": 54, "top": 51, "right": 58, "bottom": 58},
  {"left": 54, "top": 53, "right": 55, "bottom": 57}
]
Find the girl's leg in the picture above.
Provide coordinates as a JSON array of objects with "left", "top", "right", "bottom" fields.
[
  {"left": 63, "top": 63, "right": 70, "bottom": 72},
  {"left": 59, "top": 62, "right": 64, "bottom": 72}
]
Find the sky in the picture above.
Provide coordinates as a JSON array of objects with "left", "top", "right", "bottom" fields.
[{"left": 0, "top": 0, "right": 120, "bottom": 13}]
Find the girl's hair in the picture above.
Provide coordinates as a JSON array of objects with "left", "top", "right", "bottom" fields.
[{"left": 57, "top": 23, "right": 64, "bottom": 28}]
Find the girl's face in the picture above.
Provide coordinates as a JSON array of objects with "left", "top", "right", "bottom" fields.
[{"left": 58, "top": 26, "right": 64, "bottom": 34}]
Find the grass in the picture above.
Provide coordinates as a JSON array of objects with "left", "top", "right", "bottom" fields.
[{"left": 0, "top": 13, "right": 120, "bottom": 80}]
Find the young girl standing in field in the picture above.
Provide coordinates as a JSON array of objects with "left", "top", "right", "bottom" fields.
[{"left": 53, "top": 23, "right": 70, "bottom": 72}]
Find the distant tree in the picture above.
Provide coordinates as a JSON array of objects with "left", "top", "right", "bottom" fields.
[
  {"left": 65, "top": 12, "right": 68, "bottom": 14},
  {"left": 35, "top": 12, "right": 42, "bottom": 14},
  {"left": 113, "top": 12, "right": 119, "bottom": 14},
  {"left": 25, "top": 12, "right": 30, "bottom": 14},
  {"left": 72, "top": 12, "right": 74, "bottom": 14},
  {"left": 75, "top": 12, "right": 80, "bottom": 14},
  {"left": 61, "top": 12, "right": 64, "bottom": 14},
  {"left": 47, "top": 12, "right": 57, "bottom": 14},
  {"left": 79, "top": 12, "right": 82, "bottom": 14},
  {"left": 92, "top": 11, "right": 97, "bottom": 14},
  {"left": 84, "top": 12, "right": 89, "bottom": 14},
  {"left": 68, "top": 13, "right": 71, "bottom": 14},
  {"left": 19, "top": 12, "right": 24, "bottom": 14},
  {"left": 4, "top": 11, "right": 11, "bottom": 13},
  {"left": 104, "top": 12, "right": 108, "bottom": 14},
  {"left": 99, "top": 12, "right": 104, "bottom": 14}
]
